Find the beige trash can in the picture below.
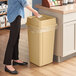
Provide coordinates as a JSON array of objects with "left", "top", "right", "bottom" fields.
[{"left": 26, "top": 15, "right": 57, "bottom": 66}]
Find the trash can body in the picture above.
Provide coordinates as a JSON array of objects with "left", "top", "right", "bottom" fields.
[{"left": 26, "top": 15, "right": 57, "bottom": 66}]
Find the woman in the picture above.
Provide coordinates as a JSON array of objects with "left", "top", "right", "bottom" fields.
[{"left": 3, "top": 0, "right": 40, "bottom": 74}]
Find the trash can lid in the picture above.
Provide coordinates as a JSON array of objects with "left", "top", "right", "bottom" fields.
[{"left": 26, "top": 14, "right": 57, "bottom": 27}]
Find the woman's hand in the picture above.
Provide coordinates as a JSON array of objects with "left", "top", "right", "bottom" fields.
[
  {"left": 32, "top": 10, "right": 40, "bottom": 18},
  {"left": 26, "top": 6, "right": 41, "bottom": 18}
]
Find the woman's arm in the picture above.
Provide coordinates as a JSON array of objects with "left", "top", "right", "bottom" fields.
[
  {"left": 26, "top": 5, "right": 40, "bottom": 17},
  {"left": 17, "top": 0, "right": 40, "bottom": 17}
]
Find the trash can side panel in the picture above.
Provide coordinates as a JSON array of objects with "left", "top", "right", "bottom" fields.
[
  {"left": 42, "top": 29, "right": 55, "bottom": 65},
  {"left": 28, "top": 30, "right": 43, "bottom": 66}
]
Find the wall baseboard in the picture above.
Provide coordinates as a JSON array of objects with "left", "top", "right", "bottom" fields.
[{"left": 54, "top": 53, "right": 76, "bottom": 62}]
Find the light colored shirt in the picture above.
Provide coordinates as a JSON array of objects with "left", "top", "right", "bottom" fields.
[{"left": 7, "top": 0, "right": 29, "bottom": 23}]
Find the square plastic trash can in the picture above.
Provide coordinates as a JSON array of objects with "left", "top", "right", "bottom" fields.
[{"left": 26, "top": 15, "right": 57, "bottom": 66}]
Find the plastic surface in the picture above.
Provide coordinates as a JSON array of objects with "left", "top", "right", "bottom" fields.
[{"left": 26, "top": 14, "right": 57, "bottom": 66}]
